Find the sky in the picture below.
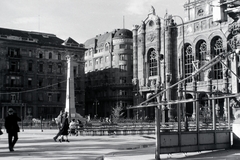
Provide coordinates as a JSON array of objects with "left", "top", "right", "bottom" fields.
[{"left": 0, "top": 0, "right": 187, "bottom": 44}]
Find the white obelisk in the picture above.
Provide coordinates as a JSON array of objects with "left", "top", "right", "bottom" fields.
[{"left": 65, "top": 55, "right": 76, "bottom": 120}]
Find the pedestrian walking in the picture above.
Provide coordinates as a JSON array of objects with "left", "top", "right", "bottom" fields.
[
  {"left": 53, "top": 110, "right": 66, "bottom": 142},
  {"left": 4, "top": 108, "right": 21, "bottom": 152},
  {"left": 58, "top": 112, "right": 69, "bottom": 142},
  {"left": 55, "top": 110, "right": 65, "bottom": 130}
]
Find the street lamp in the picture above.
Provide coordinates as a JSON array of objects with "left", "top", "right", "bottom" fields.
[{"left": 93, "top": 99, "right": 99, "bottom": 118}]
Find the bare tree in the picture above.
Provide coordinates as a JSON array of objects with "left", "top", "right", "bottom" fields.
[{"left": 111, "top": 105, "right": 124, "bottom": 123}]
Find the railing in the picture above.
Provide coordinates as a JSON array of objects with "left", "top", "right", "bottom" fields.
[{"left": 0, "top": 120, "right": 232, "bottom": 135}]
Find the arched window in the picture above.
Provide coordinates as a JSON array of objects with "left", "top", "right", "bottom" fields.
[
  {"left": 196, "top": 40, "right": 207, "bottom": 61},
  {"left": 149, "top": 49, "right": 157, "bottom": 76},
  {"left": 184, "top": 44, "right": 193, "bottom": 82},
  {"left": 196, "top": 40, "right": 207, "bottom": 81},
  {"left": 211, "top": 37, "right": 223, "bottom": 79}
]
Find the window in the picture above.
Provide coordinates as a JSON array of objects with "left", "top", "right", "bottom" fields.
[
  {"left": 48, "top": 64, "right": 53, "bottom": 73},
  {"left": 49, "top": 52, "right": 52, "bottom": 59},
  {"left": 39, "top": 63, "right": 43, "bottom": 72},
  {"left": 57, "top": 64, "right": 62, "bottom": 73},
  {"left": 89, "top": 49, "right": 92, "bottom": 56},
  {"left": 29, "top": 50, "right": 32, "bottom": 57},
  {"left": 95, "top": 58, "right": 99, "bottom": 65},
  {"left": 10, "top": 61, "right": 17, "bottom": 71},
  {"left": 9, "top": 48, "right": 20, "bottom": 57},
  {"left": 211, "top": 37, "right": 223, "bottom": 80},
  {"left": 8, "top": 61, "right": 19, "bottom": 72},
  {"left": 38, "top": 93, "right": 43, "bottom": 101},
  {"left": 28, "top": 62, "right": 32, "bottom": 71},
  {"left": 120, "top": 77, "right": 127, "bottom": 84},
  {"left": 198, "top": 41, "right": 207, "bottom": 61},
  {"left": 57, "top": 80, "right": 61, "bottom": 88},
  {"left": 105, "top": 56, "right": 109, "bottom": 62},
  {"left": 119, "top": 65, "right": 127, "bottom": 72},
  {"left": 100, "top": 57, "right": 103, "bottom": 64},
  {"left": 57, "top": 93, "right": 61, "bottom": 102},
  {"left": 58, "top": 53, "right": 61, "bottom": 60},
  {"left": 149, "top": 50, "right": 157, "bottom": 76},
  {"left": 120, "top": 44, "right": 126, "bottom": 49},
  {"left": 73, "top": 66, "right": 77, "bottom": 77},
  {"left": 38, "top": 79, "right": 43, "bottom": 87},
  {"left": 105, "top": 44, "right": 109, "bottom": 51},
  {"left": 89, "top": 60, "right": 92, "bottom": 66},
  {"left": 119, "top": 90, "right": 127, "bottom": 96},
  {"left": 9, "top": 76, "right": 20, "bottom": 87},
  {"left": 11, "top": 94, "right": 16, "bottom": 101},
  {"left": 28, "top": 78, "right": 32, "bottom": 86},
  {"left": 184, "top": 44, "right": 194, "bottom": 82},
  {"left": 48, "top": 93, "right": 52, "bottom": 102},
  {"left": 119, "top": 54, "right": 127, "bottom": 61},
  {"left": 196, "top": 41, "right": 207, "bottom": 81},
  {"left": 39, "top": 52, "right": 43, "bottom": 59}
]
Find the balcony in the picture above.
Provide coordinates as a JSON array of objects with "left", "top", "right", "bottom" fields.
[
  {"left": 5, "top": 69, "right": 23, "bottom": 74},
  {"left": 5, "top": 84, "right": 24, "bottom": 90}
]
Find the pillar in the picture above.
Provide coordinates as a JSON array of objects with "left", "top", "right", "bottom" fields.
[
  {"left": 132, "top": 25, "right": 139, "bottom": 85},
  {"left": 141, "top": 21, "right": 146, "bottom": 86},
  {"left": 165, "top": 16, "right": 178, "bottom": 121}
]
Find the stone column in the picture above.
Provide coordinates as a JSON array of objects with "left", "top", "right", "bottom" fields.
[
  {"left": 165, "top": 17, "right": 178, "bottom": 121},
  {"left": 132, "top": 25, "right": 139, "bottom": 85},
  {"left": 155, "top": 17, "right": 161, "bottom": 84},
  {"left": 141, "top": 21, "right": 146, "bottom": 86}
]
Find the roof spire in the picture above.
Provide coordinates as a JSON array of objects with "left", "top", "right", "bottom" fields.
[{"left": 149, "top": 6, "right": 155, "bottom": 15}]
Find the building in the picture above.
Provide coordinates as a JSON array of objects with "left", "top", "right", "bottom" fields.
[
  {"left": 84, "top": 29, "right": 133, "bottom": 119},
  {"left": 0, "top": 28, "right": 86, "bottom": 120},
  {"left": 133, "top": 0, "right": 240, "bottom": 122}
]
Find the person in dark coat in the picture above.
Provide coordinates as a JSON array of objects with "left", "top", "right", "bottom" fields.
[
  {"left": 4, "top": 108, "right": 21, "bottom": 152},
  {"left": 59, "top": 112, "right": 69, "bottom": 142}
]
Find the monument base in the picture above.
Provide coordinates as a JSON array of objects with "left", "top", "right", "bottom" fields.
[
  {"left": 70, "top": 112, "right": 87, "bottom": 124},
  {"left": 232, "top": 123, "right": 240, "bottom": 148}
]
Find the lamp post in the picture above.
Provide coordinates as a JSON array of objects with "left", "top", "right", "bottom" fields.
[
  {"left": 21, "top": 103, "right": 24, "bottom": 132},
  {"left": 93, "top": 99, "right": 99, "bottom": 118}
]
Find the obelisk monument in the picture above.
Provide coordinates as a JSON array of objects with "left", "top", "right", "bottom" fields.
[{"left": 65, "top": 55, "right": 76, "bottom": 120}]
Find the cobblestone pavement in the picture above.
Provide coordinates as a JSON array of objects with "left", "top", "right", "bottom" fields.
[{"left": 0, "top": 129, "right": 239, "bottom": 160}]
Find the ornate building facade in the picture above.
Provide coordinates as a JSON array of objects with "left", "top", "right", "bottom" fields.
[
  {"left": 0, "top": 28, "right": 86, "bottom": 120},
  {"left": 133, "top": 0, "right": 240, "bottom": 122},
  {"left": 84, "top": 29, "right": 133, "bottom": 118}
]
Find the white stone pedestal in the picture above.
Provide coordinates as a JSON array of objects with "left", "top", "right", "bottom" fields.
[{"left": 232, "top": 123, "right": 240, "bottom": 148}]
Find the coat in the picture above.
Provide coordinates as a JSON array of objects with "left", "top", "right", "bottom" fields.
[
  {"left": 4, "top": 113, "right": 21, "bottom": 134},
  {"left": 60, "top": 118, "right": 69, "bottom": 135}
]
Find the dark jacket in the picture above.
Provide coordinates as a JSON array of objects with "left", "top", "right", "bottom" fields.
[
  {"left": 60, "top": 117, "right": 69, "bottom": 135},
  {"left": 4, "top": 113, "right": 21, "bottom": 134}
]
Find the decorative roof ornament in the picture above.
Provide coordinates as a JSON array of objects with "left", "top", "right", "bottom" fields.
[{"left": 149, "top": 6, "right": 156, "bottom": 15}]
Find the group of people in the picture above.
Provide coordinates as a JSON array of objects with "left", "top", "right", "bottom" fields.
[
  {"left": 53, "top": 111, "right": 69, "bottom": 142},
  {"left": 1, "top": 108, "right": 83, "bottom": 152},
  {"left": 53, "top": 110, "right": 84, "bottom": 142}
]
